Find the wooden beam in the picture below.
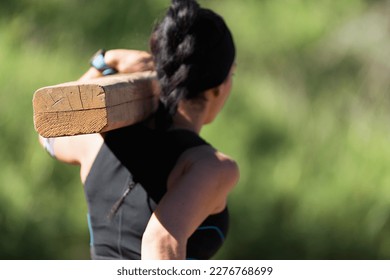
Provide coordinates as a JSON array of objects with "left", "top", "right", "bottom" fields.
[{"left": 33, "top": 71, "right": 160, "bottom": 137}]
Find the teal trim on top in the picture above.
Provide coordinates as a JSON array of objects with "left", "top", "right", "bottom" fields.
[
  {"left": 196, "top": 226, "right": 225, "bottom": 241},
  {"left": 87, "top": 213, "right": 94, "bottom": 247}
]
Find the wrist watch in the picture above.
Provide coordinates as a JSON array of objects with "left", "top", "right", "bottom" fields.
[{"left": 90, "top": 49, "right": 117, "bottom": 76}]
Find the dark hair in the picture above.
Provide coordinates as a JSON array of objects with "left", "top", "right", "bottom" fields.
[{"left": 150, "top": 0, "right": 235, "bottom": 119}]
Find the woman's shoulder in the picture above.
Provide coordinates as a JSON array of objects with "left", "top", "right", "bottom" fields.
[
  {"left": 190, "top": 145, "right": 239, "bottom": 178},
  {"left": 169, "top": 144, "right": 239, "bottom": 191}
]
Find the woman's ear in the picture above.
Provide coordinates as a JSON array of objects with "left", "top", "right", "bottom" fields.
[
  {"left": 212, "top": 87, "right": 220, "bottom": 97},
  {"left": 204, "top": 85, "right": 221, "bottom": 101}
]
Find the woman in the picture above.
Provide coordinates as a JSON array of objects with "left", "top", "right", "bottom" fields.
[{"left": 40, "top": 0, "right": 238, "bottom": 260}]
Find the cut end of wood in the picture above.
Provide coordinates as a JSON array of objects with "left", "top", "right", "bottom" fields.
[{"left": 33, "top": 71, "right": 160, "bottom": 137}]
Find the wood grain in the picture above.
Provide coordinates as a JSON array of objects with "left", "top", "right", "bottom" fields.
[{"left": 33, "top": 71, "right": 160, "bottom": 137}]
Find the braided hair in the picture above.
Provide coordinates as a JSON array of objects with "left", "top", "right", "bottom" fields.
[{"left": 150, "top": 0, "right": 235, "bottom": 126}]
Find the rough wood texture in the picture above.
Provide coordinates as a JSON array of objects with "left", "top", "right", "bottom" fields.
[{"left": 33, "top": 71, "right": 160, "bottom": 137}]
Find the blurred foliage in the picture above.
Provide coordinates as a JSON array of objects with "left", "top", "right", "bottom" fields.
[{"left": 1, "top": 0, "right": 390, "bottom": 259}]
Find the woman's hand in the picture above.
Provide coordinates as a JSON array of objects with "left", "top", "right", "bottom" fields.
[
  {"left": 79, "top": 49, "right": 154, "bottom": 81},
  {"left": 105, "top": 49, "right": 154, "bottom": 73}
]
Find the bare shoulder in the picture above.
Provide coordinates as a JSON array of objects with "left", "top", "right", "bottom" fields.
[
  {"left": 189, "top": 145, "right": 238, "bottom": 169},
  {"left": 169, "top": 145, "right": 240, "bottom": 191},
  {"left": 196, "top": 146, "right": 239, "bottom": 181}
]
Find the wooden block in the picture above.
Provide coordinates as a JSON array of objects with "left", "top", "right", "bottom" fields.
[{"left": 33, "top": 71, "right": 160, "bottom": 137}]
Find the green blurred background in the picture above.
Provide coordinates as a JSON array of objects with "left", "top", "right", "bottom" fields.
[{"left": 1, "top": 0, "right": 390, "bottom": 259}]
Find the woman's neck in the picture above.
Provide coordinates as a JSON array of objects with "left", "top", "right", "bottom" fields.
[{"left": 171, "top": 101, "right": 207, "bottom": 134}]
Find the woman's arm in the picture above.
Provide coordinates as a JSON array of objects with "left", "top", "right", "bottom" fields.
[
  {"left": 38, "top": 133, "right": 103, "bottom": 183},
  {"left": 38, "top": 49, "right": 154, "bottom": 178},
  {"left": 141, "top": 146, "right": 239, "bottom": 259}
]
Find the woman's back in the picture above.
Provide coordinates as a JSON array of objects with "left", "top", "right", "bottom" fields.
[{"left": 84, "top": 123, "right": 229, "bottom": 259}]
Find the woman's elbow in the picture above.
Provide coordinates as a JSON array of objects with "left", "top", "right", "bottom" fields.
[{"left": 142, "top": 224, "right": 187, "bottom": 260}]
